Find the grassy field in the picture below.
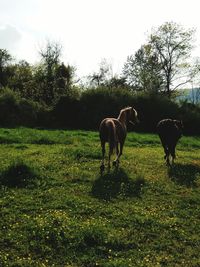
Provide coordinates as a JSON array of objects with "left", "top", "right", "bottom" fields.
[{"left": 0, "top": 127, "right": 200, "bottom": 267}]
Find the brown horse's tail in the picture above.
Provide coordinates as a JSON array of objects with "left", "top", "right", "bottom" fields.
[{"left": 107, "top": 120, "right": 117, "bottom": 155}]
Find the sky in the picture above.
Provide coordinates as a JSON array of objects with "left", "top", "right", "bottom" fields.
[{"left": 0, "top": 0, "right": 200, "bottom": 78}]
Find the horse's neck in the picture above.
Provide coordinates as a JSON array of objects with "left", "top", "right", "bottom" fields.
[{"left": 117, "top": 111, "right": 127, "bottom": 127}]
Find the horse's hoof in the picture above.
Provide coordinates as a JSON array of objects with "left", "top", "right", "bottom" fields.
[
  {"left": 113, "top": 160, "right": 119, "bottom": 167},
  {"left": 166, "top": 161, "right": 171, "bottom": 167},
  {"left": 100, "top": 164, "right": 105, "bottom": 173}
]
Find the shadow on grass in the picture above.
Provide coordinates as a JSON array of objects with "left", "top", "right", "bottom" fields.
[
  {"left": 91, "top": 168, "right": 145, "bottom": 200},
  {"left": 168, "top": 163, "right": 200, "bottom": 187},
  {"left": 0, "top": 160, "right": 43, "bottom": 188}
]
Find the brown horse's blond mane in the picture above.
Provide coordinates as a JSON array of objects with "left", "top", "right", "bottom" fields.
[{"left": 117, "top": 107, "right": 137, "bottom": 126}]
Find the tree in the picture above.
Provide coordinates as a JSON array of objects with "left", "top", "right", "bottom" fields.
[
  {"left": 38, "top": 40, "right": 62, "bottom": 104},
  {"left": 8, "top": 60, "right": 33, "bottom": 97},
  {"left": 88, "top": 59, "right": 113, "bottom": 87},
  {"left": 123, "top": 44, "right": 164, "bottom": 92},
  {"left": 55, "top": 63, "right": 76, "bottom": 95},
  {"left": 0, "top": 49, "right": 12, "bottom": 87},
  {"left": 149, "top": 22, "right": 196, "bottom": 97},
  {"left": 108, "top": 76, "right": 129, "bottom": 89},
  {"left": 123, "top": 22, "right": 197, "bottom": 97},
  {"left": 37, "top": 41, "right": 77, "bottom": 105}
]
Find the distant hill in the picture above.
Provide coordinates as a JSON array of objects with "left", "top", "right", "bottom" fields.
[{"left": 177, "top": 88, "right": 200, "bottom": 104}]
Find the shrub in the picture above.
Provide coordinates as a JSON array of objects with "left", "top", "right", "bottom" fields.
[
  {"left": 133, "top": 93, "right": 180, "bottom": 132},
  {"left": 179, "top": 102, "right": 200, "bottom": 135},
  {"left": 52, "top": 95, "right": 80, "bottom": 128},
  {"left": 79, "top": 87, "right": 135, "bottom": 129},
  {"left": 0, "top": 87, "right": 46, "bottom": 127},
  {"left": 1, "top": 86, "right": 200, "bottom": 135},
  {"left": 0, "top": 88, "right": 20, "bottom": 126}
]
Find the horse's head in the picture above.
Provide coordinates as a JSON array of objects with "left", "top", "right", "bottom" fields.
[
  {"left": 127, "top": 107, "right": 139, "bottom": 126},
  {"left": 174, "top": 120, "right": 183, "bottom": 129},
  {"left": 174, "top": 120, "right": 184, "bottom": 136},
  {"left": 119, "top": 107, "right": 139, "bottom": 126}
]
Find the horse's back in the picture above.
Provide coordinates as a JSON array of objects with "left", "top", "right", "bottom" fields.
[
  {"left": 157, "top": 119, "right": 182, "bottom": 142},
  {"left": 99, "top": 118, "right": 112, "bottom": 141},
  {"left": 99, "top": 118, "right": 126, "bottom": 142}
]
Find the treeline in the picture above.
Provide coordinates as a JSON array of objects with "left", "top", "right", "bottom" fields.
[
  {"left": 54, "top": 88, "right": 200, "bottom": 135},
  {"left": 1, "top": 87, "right": 200, "bottom": 135},
  {"left": 0, "top": 22, "right": 200, "bottom": 135}
]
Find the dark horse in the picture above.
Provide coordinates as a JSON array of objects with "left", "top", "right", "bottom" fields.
[
  {"left": 99, "top": 107, "right": 138, "bottom": 172},
  {"left": 157, "top": 119, "right": 183, "bottom": 165}
]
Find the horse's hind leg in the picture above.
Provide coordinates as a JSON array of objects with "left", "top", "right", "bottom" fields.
[
  {"left": 161, "top": 140, "right": 170, "bottom": 165},
  {"left": 160, "top": 137, "right": 168, "bottom": 161},
  {"left": 113, "top": 142, "right": 119, "bottom": 167},
  {"left": 164, "top": 146, "right": 170, "bottom": 166},
  {"left": 113, "top": 141, "right": 124, "bottom": 167},
  {"left": 170, "top": 143, "right": 176, "bottom": 165},
  {"left": 100, "top": 141, "right": 106, "bottom": 173},
  {"left": 108, "top": 145, "right": 113, "bottom": 170}
]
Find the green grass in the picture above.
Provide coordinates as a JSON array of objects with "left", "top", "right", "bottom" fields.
[{"left": 0, "top": 127, "right": 200, "bottom": 266}]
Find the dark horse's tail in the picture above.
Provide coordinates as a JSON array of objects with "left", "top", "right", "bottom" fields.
[{"left": 107, "top": 120, "right": 117, "bottom": 155}]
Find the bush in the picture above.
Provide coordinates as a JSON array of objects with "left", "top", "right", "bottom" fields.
[
  {"left": 0, "top": 88, "right": 46, "bottom": 127},
  {"left": 76, "top": 89, "right": 181, "bottom": 132},
  {"left": 52, "top": 95, "right": 80, "bottom": 128},
  {"left": 53, "top": 88, "right": 199, "bottom": 134},
  {"left": 179, "top": 102, "right": 200, "bottom": 135},
  {"left": 0, "top": 86, "right": 200, "bottom": 135},
  {"left": 79, "top": 87, "right": 135, "bottom": 129},
  {"left": 0, "top": 88, "right": 20, "bottom": 126},
  {"left": 133, "top": 93, "right": 180, "bottom": 132},
  {"left": 18, "top": 98, "right": 41, "bottom": 127}
]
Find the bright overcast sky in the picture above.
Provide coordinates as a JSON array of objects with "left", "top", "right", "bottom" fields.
[{"left": 0, "top": 0, "right": 200, "bottom": 77}]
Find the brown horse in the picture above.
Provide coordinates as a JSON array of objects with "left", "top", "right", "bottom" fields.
[
  {"left": 99, "top": 107, "right": 138, "bottom": 172},
  {"left": 157, "top": 119, "right": 183, "bottom": 165}
]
